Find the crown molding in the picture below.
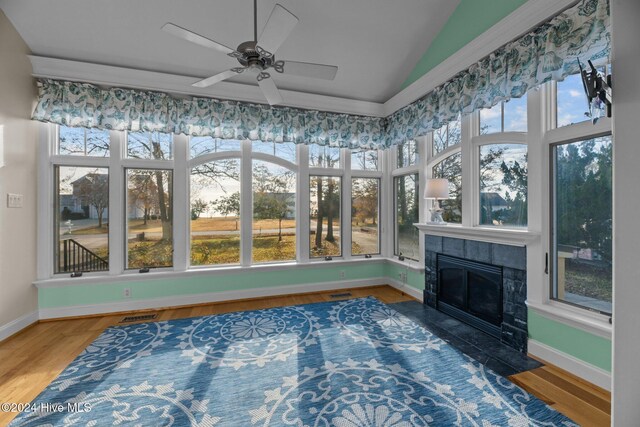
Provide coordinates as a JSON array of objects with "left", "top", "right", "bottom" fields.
[
  {"left": 28, "top": 55, "right": 386, "bottom": 117},
  {"left": 382, "top": 0, "right": 578, "bottom": 116}
]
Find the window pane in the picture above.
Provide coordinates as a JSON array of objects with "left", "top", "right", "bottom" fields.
[
  {"left": 352, "top": 178, "right": 380, "bottom": 255},
  {"left": 190, "top": 159, "right": 241, "bottom": 266},
  {"left": 127, "top": 131, "right": 173, "bottom": 159},
  {"left": 432, "top": 116, "right": 461, "bottom": 156},
  {"left": 480, "top": 103, "right": 502, "bottom": 135},
  {"left": 126, "top": 169, "right": 173, "bottom": 268},
  {"left": 309, "top": 144, "right": 340, "bottom": 168},
  {"left": 253, "top": 141, "right": 297, "bottom": 163},
  {"left": 480, "top": 96, "right": 528, "bottom": 133},
  {"left": 58, "top": 126, "right": 109, "bottom": 157},
  {"left": 190, "top": 137, "right": 241, "bottom": 158},
  {"left": 432, "top": 153, "right": 462, "bottom": 224},
  {"left": 395, "top": 173, "right": 419, "bottom": 260},
  {"left": 55, "top": 166, "right": 109, "bottom": 273},
  {"left": 503, "top": 95, "right": 527, "bottom": 132},
  {"left": 397, "top": 140, "right": 418, "bottom": 168},
  {"left": 553, "top": 136, "right": 612, "bottom": 314},
  {"left": 351, "top": 149, "right": 379, "bottom": 171},
  {"left": 556, "top": 73, "right": 590, "bottom": 128},
  {"left": 253, "top": 161, "right": 297, "bottom": 263},
  {"left": 310, "top": 176, "right": 341, "bottom": 257},
  {"left": 479, "top": 144, "right": 527, "bottom": 227}
]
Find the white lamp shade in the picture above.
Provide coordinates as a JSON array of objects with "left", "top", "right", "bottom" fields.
[{"left": 424, "top": 178, "right": 450, "bottom": 199}]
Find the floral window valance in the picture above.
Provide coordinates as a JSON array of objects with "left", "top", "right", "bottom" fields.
[
  {"left": 387, "top": 0, "right": 610, "bottom": 145},
  {"left": 32, "top": 79, "right": 388, "bottom": 150},
  {"left": 32, "top": 0, "right": 609, "bottom": 149}
]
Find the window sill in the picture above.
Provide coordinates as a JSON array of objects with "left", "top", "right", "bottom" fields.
[
  {"left": 415, "top": 223, "right": 539, "bottom": 247},
  {"left": 526, "top": 300, "right": 612, "bottom": 339},
  {"left": 386, "top": 257, "right": 424, "bottom": 272},
  {"left": 33, "top": 257, "right": 388, "bottom": 288}
]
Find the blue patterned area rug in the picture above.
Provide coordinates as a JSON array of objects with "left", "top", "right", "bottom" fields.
[{"left": 10, "top": 297, "right": 577, "bottom": 426}]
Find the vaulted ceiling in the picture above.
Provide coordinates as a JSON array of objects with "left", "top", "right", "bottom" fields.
[{"left": 0, "top": 0, "right": 459, "bottom": 103}]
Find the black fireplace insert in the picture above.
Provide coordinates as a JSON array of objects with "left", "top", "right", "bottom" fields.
[{"left": 437, "top": 254, "right": 503, "bottom": 338}]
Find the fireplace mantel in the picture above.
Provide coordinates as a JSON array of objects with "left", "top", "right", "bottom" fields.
[{"left": 415, "top": 224, "right": 539, "bottom": 247}]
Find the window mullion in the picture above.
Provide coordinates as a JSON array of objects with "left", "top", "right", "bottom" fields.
[
  {"left": 297, "top": 144, "right": 310, "bottom": 263},
  {"left": 173, "top": 134, "right": 189, "bottom": 271},
  {"left": 382, "top": 146, "right": 395, "bottom": 258},
  {"left": 461, "top": 113, "right": 474, "bottom": 227},
  {"left": 240, "top": 140, "right": 252, "bottom": 266},
  {"left": 342, "top": 149, "right": 352, "bottom": 259},
  {"left": 108, "top": 131, "right": 124, "bottom": 275},
  {"left": 417, "top": 135, "right": 428, "bottom": 264}
]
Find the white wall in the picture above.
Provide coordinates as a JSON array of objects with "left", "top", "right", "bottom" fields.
[
  {"left": 0, "top": 10, "right": 39, "bottom": 331},
  {"left": 611, "top": 0, "right": 640, "bottom": 424}
]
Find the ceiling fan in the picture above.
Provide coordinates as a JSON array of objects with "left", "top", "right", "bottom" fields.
[{"left": 162, "top": 0, "right": 339, "bottom": 106}]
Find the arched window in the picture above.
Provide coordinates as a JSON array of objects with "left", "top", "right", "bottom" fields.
[{"left": 189, "top": 137, "right": 243, "bottom": 266}]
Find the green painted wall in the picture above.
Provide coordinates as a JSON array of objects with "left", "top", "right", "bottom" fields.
[
  {"left": 528, "top": 310, "right": 611, "bottom": 372},
  {"left": 402, "top": 0, "right": 528, "bottom": 89},
  {"left": 385, "top": 262, "right": 424, "bottom": 291},
  {"left": 38, "top": 262, "right": 387, "bottom": 309}
]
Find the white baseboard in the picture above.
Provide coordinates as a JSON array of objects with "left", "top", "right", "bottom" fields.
[
  {"left": 388, "top": 279, "right": 424, "bottom": 302},
  {"left": 38, "top": 277, "right": 389, "bottom": 320},
  {"left": 528, "top": 339, "right": 611, "bottom": 391},
  {"left": 0, "top": 311, "right": 39, "bottom": 342}
]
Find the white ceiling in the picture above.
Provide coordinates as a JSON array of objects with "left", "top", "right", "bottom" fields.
[{"left": 0, "top": 0, "right": 458, "bottom": 103}]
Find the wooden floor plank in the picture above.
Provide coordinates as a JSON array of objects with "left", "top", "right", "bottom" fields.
[
  {"left": 509, "top": 370, "right": 610, "bottom": 426},
  {"left": 0, "top": 285, "right": 609, "bottom": 426}
]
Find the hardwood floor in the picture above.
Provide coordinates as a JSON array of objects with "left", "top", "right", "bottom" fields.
[{"left": 0, "top": 285, "right": 610, "bottom": 426}]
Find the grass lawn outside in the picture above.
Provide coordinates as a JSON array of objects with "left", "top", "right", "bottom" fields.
[{"left": 564, "top": 261, "right": 612, "bottom": 302}]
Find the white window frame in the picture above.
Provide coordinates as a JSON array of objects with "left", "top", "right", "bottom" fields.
[
  {"left": 471, "top": 133, "right": 528, "bottom": 228},
  {"left": 350, "top": 150, "right": 383, "bottom": 257},
  {"left": 390, "top": 139, "right": 423, "bottom": 262},
  {"left": 37, "top": 125, "right": 388, "bottom": 280},
  {"left": 526, "top": 81, "right": 612, "bottom": 336},
  {"left": 426, "top": 116, "right": 464, "bottom": 226},
  {"left": 545, "top": 85, "right": 613, "bottom": 316}
]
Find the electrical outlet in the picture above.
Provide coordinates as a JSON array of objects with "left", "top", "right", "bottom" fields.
[
  {"left": 7, "top": 193, "right": 23, "bottom": 208},
  {"left": 339, "top": 270, "right": 346, "bottom": 279},
  {"left": 123, "top": 288, "right": 131, "bottom": 298}
]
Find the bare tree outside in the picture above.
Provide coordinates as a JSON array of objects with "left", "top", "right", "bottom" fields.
[
  {"left": 58, "top": 126, "right": 110, "bottom": 157},
  {"left": 73, "top": 173, "right": 109, "bottom": 228},
  {"left": 253, "top": 161, "right": 296, "bottom": 263},
  {"left": 310, "top": 176, "right": 341, "bottom": 257},
  {"left": 55, "top": 166, "right": 109, "bottom": 273},
  {"left": 126, "top": 168, "right": 173, "bottom": 268},
  {"left": 351, "top": 178, "right": 379, "bottom": 255},
  {"left": 190, "top": 159, "right": 241, "bottom": 266}
]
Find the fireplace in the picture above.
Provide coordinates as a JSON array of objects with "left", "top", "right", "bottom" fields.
[
  {"left": 437, "top": 254, "right": 503, "bottom": 338},
  {"left": 425, "top": 235, "right": 528, "bottom": 352}
]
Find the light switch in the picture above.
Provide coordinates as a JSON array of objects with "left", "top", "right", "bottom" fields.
[{"left": 7, "top": 193, "right": 23, "bottom": 208}]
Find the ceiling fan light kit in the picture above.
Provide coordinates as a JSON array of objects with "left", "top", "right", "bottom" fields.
[{"left": 162, "top": 0, "right": 338, "bottom": 106}]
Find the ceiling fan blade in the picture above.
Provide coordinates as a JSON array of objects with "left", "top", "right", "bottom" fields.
[
  {"left": 257, "top": 4, "right": 299, "bottom": 56},
  {"left": 193, "top": 69, "right": 242, "bottom": 88},
  {"left": 280, "top": 60, "right": 338, "bottom": 80},
  {"left": 257, "top": 75, "right": 283, "bottom": 106},
  {"left": 162, "top": 23, "right": 237, "bottom": 55}
]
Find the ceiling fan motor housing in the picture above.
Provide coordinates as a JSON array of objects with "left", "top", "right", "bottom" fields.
[{"left": 233, "top": 41, "right": 277, "bottom": 71}]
